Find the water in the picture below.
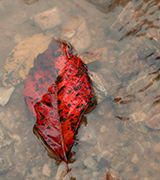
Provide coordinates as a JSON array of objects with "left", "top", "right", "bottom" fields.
[{"left": 0, "top": 0, "right": 160, "bottom": 179}]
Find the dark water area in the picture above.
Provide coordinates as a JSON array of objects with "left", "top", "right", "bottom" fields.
[{"left": 0, "top": 0, "right": 160, "bottom": 179}]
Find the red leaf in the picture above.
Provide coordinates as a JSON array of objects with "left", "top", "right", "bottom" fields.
[{"left": 23, "top": 38, "right": 93, "bottom": 165}]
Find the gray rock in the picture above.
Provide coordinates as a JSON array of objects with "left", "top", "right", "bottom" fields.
[
  {"left": 55, "top": 163, "right": 71, "bottom": 180},
  {"left": 0, "top": 87, "right": 14, "bottom": 106},
  {"left": 0, "top": 126, "right": 13, "bottom": 149},
  {"left": 0, "top": 157, "right": 11, "bottom": 174},
  {"left": 83, "top": 156, "right": 99, "bottom": 170},
  {"left": 111, "top": 2, "right": 136, "bottom": 38},
  {"left": 42, "top": 163, "right": 51, "bottom": 177},
  {"left": 79, "top": 126, "right": 97, "bottom": 145},
  {"left": 106, "top": 168, "right": 121, "bottom": 180},
  {"left": 96, "top": 151, "right": 113, "bottom": 163},
  {"left": 153, "top": 143, "right": 160, "bottom": 153},
  {"left": 131, "top": 154, "right": 139, "bottom": 164},
  {"left": 30, "top": 7, "right": 62, "bottom": 30},
  {"left": 133, "top": 141, "right": 145, "bottom": 154},
  {"left": 126, "top": 72, "right": 152, "bottom": 94},
  {"left": 62, "top": 16, "right": 91, "bottom": 53},
  {"left": 89, "top": 70, "right": 108, "bottom": 103},
  {"left": 146, "top": 114, "right": 160, "bottom": 130},
  {"left": 130, "top": 111, "right": 146, "bottom": 122}
]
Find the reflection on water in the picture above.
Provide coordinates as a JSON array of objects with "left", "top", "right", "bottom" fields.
[{"left": 0, "top": 0, "right": 160, "bottom": 179}]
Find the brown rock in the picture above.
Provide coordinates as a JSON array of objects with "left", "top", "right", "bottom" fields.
[
  {"left": 106, "top": 168, "right": 121, "bottom": 180},
  {"left": 146, "top": 114, "right": 160, "bottom": 130}
]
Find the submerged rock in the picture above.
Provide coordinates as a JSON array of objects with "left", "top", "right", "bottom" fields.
[
  {"left": 146, "top": 114, "right": 160, "bottom": 130},
  {"left": 0, "top": 126, "right": 13, "bottom": 149},
  {"left": 30, "top": 7, "right": 62, "bottom": 30},
  {"left": 106, "top": 168, "right": 121, "bottom": 180},
  {"left": 62, "top": 15, "right": 91, "bottom": 53},
  {"left": 0, "top": 87, "right": 14, "bottom": 106},
  {"left": 83, "top": 156, "right": 99, "bottom": 170},
  {"left": 89, "top": 71, "right": 108, "bottom": 103}
]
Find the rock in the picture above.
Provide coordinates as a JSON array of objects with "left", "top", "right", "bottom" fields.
[
  {"left": 30, "top": 7, "right": 62, "bottom": 30},
  {"left": 62, "top": 15, "right": 83, "bottom": 39},
  {"left": 100, "top": 125, "right": 106, "bottom": 133},
  {"left": 71, "top": 21, "right": 91, "bottom": 52},
  {"left": 89, "top": 71, "right": 108, "bottom": 104},
  {"left": 119, "top": 147, "right": 131, "bottom": 157},
  {"left": 42, "top": 163, "right": 51, "bottom": 177},
  {"left": 83, "top": 156, "right": 99, "bottom": 170},
  {"left": 55, "top": 163, "right": 71, "bottom": 180},
  {"left": 0, "top": 126, "right": 13, "bottom": 149},
  {"left": 5, "top": 169, "right": 24, "bottom": 180},
  {"left": 96, "top": 150, "right": 113, "bottom": 163},
  {"left": 133, "top": 141, "right": 145, "bottom": 154},
  {"left": 79, "top": 126, "right": 97, "bottom": 145},
  {"left": 106, "top": 168, "right": 121, "bottom": 180},
  {"left": 22, "top": 0, "right": 39, "bottom": 5},
  {"left": 110, "top": 2, "right": 136, "bottom": 38},
  {"left": 82, "top": 173, "right": 92, "bottom": 179},
  {"left": 153, "top": 143, "right": 160, "bottom": 153},
  {"left": 15, "top": 137, "right": 38, "bottom": 160},
  {"left": 146, "top": 114, "right": 160, "bottom": 130},
  {"left": 131, "top": 154, "right": 139, "bottom": 164},
  {"left": 62, "top": 16, "right": 91, "bottom": 53},
  {"left": 116, "top": 50, "right": 139, "bottom": 79},
  {"left": 130, "top": 111, "right": 146, "bottom": 122},
  {"left": 99, "top": 68, "right": 121, "bottom": 97},
  {"left": 150, "top": 162, "right": 159, "bottom": 171},
  {"left": 126, "top": 72, "right": 152, "bottom": 94},
  {"left": 0, "top": 86, "right": 14, "bottom": 106},
  {"left": 0, "top": 157, "right": 11, "bottom": 174}
]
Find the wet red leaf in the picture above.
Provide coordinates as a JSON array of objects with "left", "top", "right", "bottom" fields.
[{"left": 23, "top": 38, "right": 93, "bottom": 165}]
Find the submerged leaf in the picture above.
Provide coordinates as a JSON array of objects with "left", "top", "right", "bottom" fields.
[
  {"left": 3, "top": 33, "right": 53, "bottom": 87},
  {"left": 23, "top": 38, "right": 94, "bottom": 165}
]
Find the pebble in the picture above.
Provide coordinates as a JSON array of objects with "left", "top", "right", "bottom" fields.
[
  {"left": 96, "top": 150, "right": 113, "bottom": 163},
  {"left": 106, "top": 168, "right": 121, "bottom": 180},
  {"left": 30, "top": 7, "right": 62, "bottom": 30},
  {"left": 110, "top": 2, "right": 136, "bottom": 38},
  {"left": 126, "top": 72, "right": 151, "bottom": 94},
  {"left": 119, "top": 147, "right": 131, "bottom": 157},
  {"left": 116, "top": 50, "right": 139, "bottom": 79},
  {"left": 0, "top": 87, "right": 15, "bottom": 106},
  {"left": 83, "top": 156, "right": 99, "bottom": 170},
  {"left": 0, "top": 157, "right": 10, "bottom": 174},
  {"left": 42, "top": 163, "right": 51, "bottom": 177},
  {"left": 61, "top": 15, "right": 83, "bottom": 39},
  {"left": 89, "top": 71, "right": 108, "bottom": 104},
  {"left": 100, "top": 125, "right": 106, "bottom": 133},
  {"left": 146, "top": 114, "right": 160, "bottom": 130},
  {"left": 150, "top": 162, "right": 159, "bottom": 171},
  {"left": 131, "top": 154, "right": 139, "bottom": 164},
  {"left": 62, "top": 15, "right": 91, "bottom": 53},
  {"left": 0, "top": 126, "right": 13, "bottom": 149},
  {"left": 5, "top": 169, "right": 24, "bottom": 180},
  {"left": 55, "top": 163, "right": 71, "bottom": 180},
  {"left": 79, "top": 126, "right": 97, "bottom": 145},
  {"left": 82, "top": 173, "right": 92, "bottom": 179},
  {"left": 130, "top": 111, "right": 146, "bottom": 122},
  {"left": 22, "top": 0, "right": 39, "bottom": 5},
  {"left": 98, "top": 105, "right": 107, "bottom": 116},
  {"left": 71, "top": 21, "right": 91, "bottom": 52},
  {"left": 133, "top": 141, "right": 145, "bottom": 154},
  {"left": 153, "top": 143, "right": 160, "bottom": 153}
]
